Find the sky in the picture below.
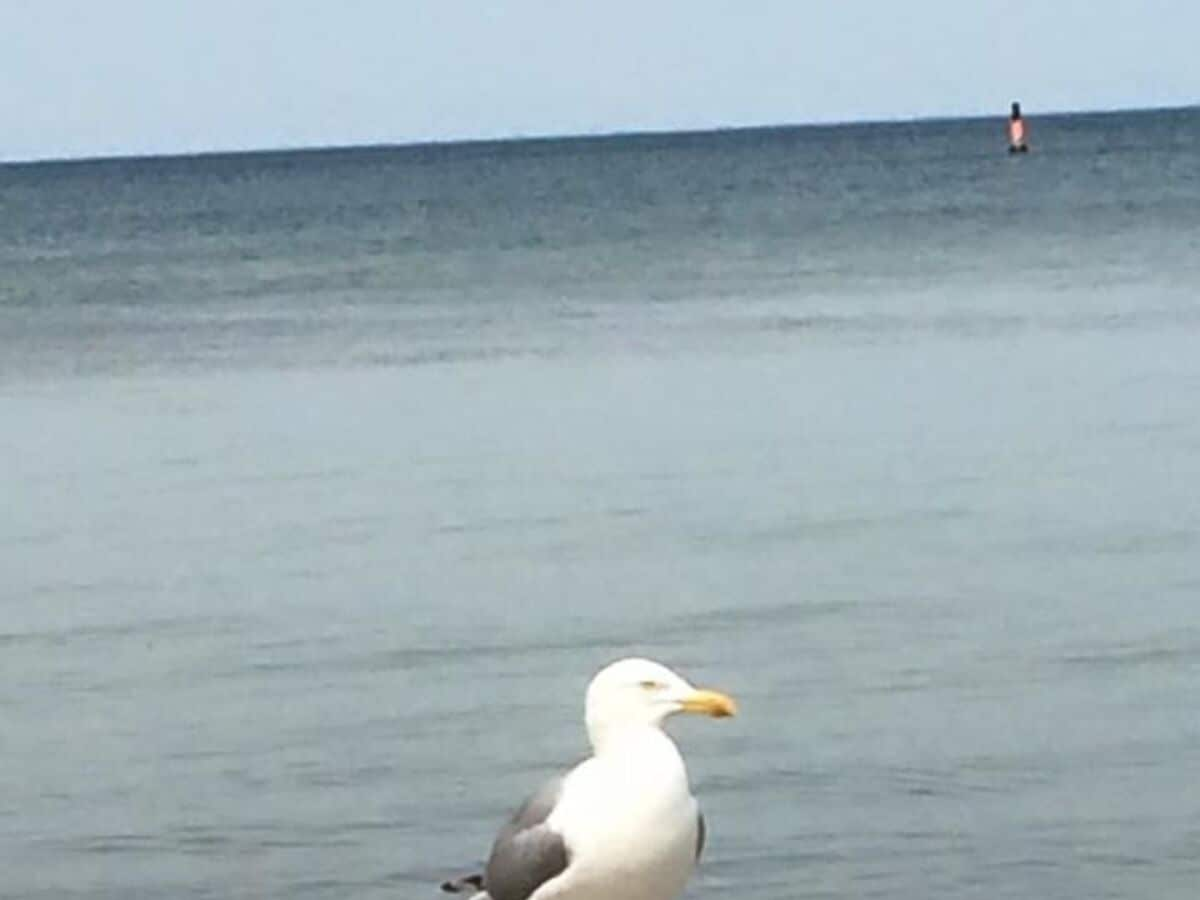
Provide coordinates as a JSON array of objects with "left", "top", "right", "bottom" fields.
[{"left": 4, "top": 0, "right": 1198, "bottom": 162}]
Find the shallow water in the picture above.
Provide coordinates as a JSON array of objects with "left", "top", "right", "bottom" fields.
[{"left": 3, "top": 108, "right": 1200, "bottom": 898}]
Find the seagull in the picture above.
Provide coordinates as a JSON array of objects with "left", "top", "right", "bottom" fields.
[{"left": 442, "top": 658, "right": 737, "bottom": 900}]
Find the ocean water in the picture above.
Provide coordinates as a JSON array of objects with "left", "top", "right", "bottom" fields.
[{"left": 3, "top": 108, "right": 1200, "bottom": 899}]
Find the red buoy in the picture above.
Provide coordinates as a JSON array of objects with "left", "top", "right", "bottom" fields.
[{"left": 1008, "top": 101, "right": 1029, "bottom": 153}]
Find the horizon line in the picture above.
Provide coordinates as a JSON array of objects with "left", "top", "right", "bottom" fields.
[{"left": 4, "top": 101, "right": 1196, "bottom": 169}]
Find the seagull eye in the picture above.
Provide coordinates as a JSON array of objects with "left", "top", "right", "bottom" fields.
[{"left": 639, "top": 680, "right": 665, "bottom": 691}]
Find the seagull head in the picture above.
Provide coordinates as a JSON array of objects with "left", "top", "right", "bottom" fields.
[{"left": 584, "top": 658, "right": 736, "bottom": 749}]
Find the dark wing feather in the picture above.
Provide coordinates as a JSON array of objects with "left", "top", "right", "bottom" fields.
[
  {"left": 441, "top": 874, "right": 485, "bottom": 894},
  {"left": 484, "top": 777, "right": 569, "bottom": 900},
  {"left": 695, "top": 811, "right": 706, "bottom": 861}
]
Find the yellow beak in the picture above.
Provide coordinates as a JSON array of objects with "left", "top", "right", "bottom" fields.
[{"left": 680, "top": 688, "right": 738, "bottom": 718}]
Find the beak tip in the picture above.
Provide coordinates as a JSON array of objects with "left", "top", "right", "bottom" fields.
[{"left": 684, "top": 689, "right": 738, "bottom": 719}]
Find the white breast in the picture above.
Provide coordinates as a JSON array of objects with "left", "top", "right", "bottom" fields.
[{"left": 538, "top": 729, "right": 699, "bottom": 900}]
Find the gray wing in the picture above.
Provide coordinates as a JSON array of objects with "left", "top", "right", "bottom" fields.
[
  {"left": 484, "top": 776, "right": 570, "bottom": 900},
  {"left": 695, "top": 811, "right": 706, "bottom": 861}
]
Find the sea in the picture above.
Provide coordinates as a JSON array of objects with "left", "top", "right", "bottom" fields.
[{"left": 2, "top": 107, "right": 1199, "bottom": 899}]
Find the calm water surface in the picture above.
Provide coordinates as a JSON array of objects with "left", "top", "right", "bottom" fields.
[{"left": 3, "top": 109, "right": 1200, "bottom": 898}]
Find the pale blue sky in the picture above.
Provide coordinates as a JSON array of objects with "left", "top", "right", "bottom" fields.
[{"left": 4, "top": 0, "right": 1197, "bottom": 161}]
